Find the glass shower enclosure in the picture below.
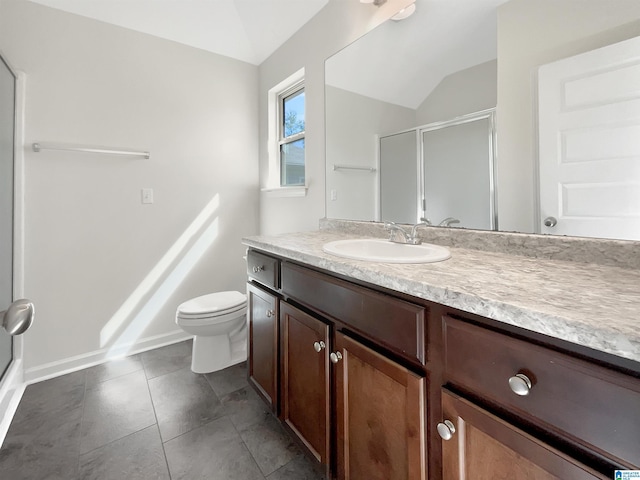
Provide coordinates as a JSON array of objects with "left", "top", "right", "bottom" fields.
[{"left": 0, "top": 53, "right": 16, "bottom": 380}]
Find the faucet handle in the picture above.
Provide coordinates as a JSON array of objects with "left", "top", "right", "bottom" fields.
[{"left": 419, "top": 217, "right": 432, "bottom": 226}]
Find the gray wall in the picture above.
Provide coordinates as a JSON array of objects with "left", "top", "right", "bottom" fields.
[
  {"left": 416, "top": 60, "right": 496, "bottom": 125},
  {"left": 325, "top": 85, "right": 415, "bottom": 221},
  {"left": 0, "top": 0, "right": 260, "bottom": 377}
]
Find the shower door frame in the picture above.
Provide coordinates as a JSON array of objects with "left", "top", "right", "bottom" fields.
[{"left": 0, "top": 50, "right": 26, "bottom": 441}]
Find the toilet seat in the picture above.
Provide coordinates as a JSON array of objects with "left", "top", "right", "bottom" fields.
[
  {"left": 177, "top": 291, "right": 247, "bottom": 320},
  {"left": 175, "top": 290, "right": 248, "bottom": 374}
]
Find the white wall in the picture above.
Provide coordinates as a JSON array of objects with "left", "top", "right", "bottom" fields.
[
  {"left": 258, "top": 0, "right": 413, "bottom": 235},
  {"left": 325, "top": 85, "right": 415, "bottom": 221},
  {"left": 497, "top": 0, "right": 640, "bottom": 233},
  {"left": 0, "top": 0, "right": 259, "bottom": 378}
]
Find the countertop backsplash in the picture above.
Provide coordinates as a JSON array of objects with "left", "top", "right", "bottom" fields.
[{"left": 319, "top": 218, "right": 640, "bottom": 270}]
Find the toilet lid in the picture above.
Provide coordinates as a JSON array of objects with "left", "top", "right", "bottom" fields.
[{"left": 177, "top": 291, "right": 247, "bottom": 316}]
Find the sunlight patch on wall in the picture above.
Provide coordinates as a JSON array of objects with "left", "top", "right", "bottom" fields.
[
  {"left": 100, "top": 194, "right": 220, "bottom": 350},
  {"left": 106, "top": 217, "right": 220, "bottom": 358}
]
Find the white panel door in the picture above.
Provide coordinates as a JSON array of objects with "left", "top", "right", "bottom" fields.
[{"left": 538, "top": 35, "right": 640, "bottom": 240}]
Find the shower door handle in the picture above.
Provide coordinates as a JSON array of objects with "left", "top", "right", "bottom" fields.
[{"left": 1, "top": 299, "right": 35, "bottom": 336}]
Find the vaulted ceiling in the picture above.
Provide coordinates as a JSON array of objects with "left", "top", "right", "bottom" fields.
[{"left": 28, "top": 0, "right": 330, "bottom": 65}]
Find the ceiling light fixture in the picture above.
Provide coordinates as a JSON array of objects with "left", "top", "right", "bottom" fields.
[
  {"left": 360, "top": 0, "right": 387, "bottom": 5},
  {"left": 391, "top": 2, "right": 416, "bottom": 21}
]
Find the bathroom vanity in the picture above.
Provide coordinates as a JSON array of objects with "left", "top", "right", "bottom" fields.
[{"left": 243, "top": 228, "right": 640, "bottom": 480}]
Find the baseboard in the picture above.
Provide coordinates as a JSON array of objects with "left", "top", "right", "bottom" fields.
[
  {"left": 23, "top": 329, "right": 192, "bottom": 385},
  {"left": 0, "top": 358, "right": 26, "bottom": 448}
]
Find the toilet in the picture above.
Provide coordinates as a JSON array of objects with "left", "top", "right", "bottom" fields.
[{"left": 175, "top": 291, "right": 247, "bottom": 374}]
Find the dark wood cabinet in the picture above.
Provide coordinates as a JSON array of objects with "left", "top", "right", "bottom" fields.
[
  {"left": 280, "top": 302, "right": 331, "bottom": 468},
  {"left": 247, "top": 282, "right": 278, "bottom": 412},
  {"left": 245, "top": 248, "right": 640, "bottom": 480},
  {"left": 335, "top": 332, "right": 427, "bottom": 480},
  {"left": 439, "top": 390, "right": 607, "bottom": 480}
]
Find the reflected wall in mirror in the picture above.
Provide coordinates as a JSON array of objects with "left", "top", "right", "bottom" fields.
[{"left": 325, "top": 0, "right": 640, "bottom": 241}]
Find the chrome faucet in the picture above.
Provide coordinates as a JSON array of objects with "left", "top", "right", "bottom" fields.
[
  {"left": 409, "top": 220, "right": 431, "bottom": 244},
  {"left": 384, "top": 220, "right": 431, "bottom": 245},
  {"left": 384, "top": 222, "right": 410, "bottom": 243},
  {"left": 438, "top": 217, "right": 460, "bottom": 227}
]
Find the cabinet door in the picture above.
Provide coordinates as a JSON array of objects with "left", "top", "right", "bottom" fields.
[
  {"left": 280, "top": 302, "right": 330, "bottom": 467},
  {"left": 439, "top": 390, "right": 608, "bottom": 480},
  {"left": 335, "top": 332, "right": 426, "bottom": 480},
  {"left": 247, "top": 282, "right": 278, "bottom": 412}
]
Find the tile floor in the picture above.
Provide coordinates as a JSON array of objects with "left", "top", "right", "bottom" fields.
[{"left": 0, "top": 340, "right": 326, "bottom": 480}]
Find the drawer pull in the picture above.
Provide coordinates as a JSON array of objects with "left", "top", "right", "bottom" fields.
[
  {"left": 508, "top": 373, "right": 533, "bottom": 396},
  {"left": 330, "top": 352, "right": 343, "bottom": 364},
  {"left": 313, "top": 341, "right": 326, "bottom": 352},
  {"left": 252, "top": 265, "right": 265, "bottom": 273},
  {"left": 437, "top": 420, "right": 456, "bottom": 441},
  {"left": 266, "top": 309, "right": 275, "bottom": 318}
]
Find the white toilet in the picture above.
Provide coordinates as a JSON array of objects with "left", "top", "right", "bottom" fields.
[{"left": 175, "top": 291, "right": 248, "bottom": 374}]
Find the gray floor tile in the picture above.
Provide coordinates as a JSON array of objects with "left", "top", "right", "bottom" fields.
[
  {"left": 79, "top": 425, "right": 170, "bottom": 480},
  {"left": 0, "top": 411, "right": 82, "bottom": 480},
  {"left": 80, "top": 369, "right": 156, "bottom": 454},
  {"left": 267, "top": 454, "right": 326, "bottom": 480},
  {"left": 204, "top": 361, "right": 248, "bottom": 398},
  {"left": 85, "top": 354, "right": 144, "bottom": 387},
  {"left": 164, "top": 416, "right": 265, "bottom": 480},
  {"left": 141, "top": 340, "right": 192, "bottom": 379},
  {"left": 221, "top": 385, "right": 271, "bottom": 431},
  {"left": 15, "top": 370, "right": 85, "bottom": 421},
  {"left": 148, "top": 366, "right": 224, "bottom": 442},
  {"left": 239, "top": 413, "right": 301, "bottom": 476}
]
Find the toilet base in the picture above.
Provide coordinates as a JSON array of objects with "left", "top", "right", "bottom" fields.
[{"left": 190, "top": 324, "right": 247, "bottom": 374}]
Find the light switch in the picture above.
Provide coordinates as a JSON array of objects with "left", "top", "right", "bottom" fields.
[
  {"left": 141, "top": 188, "right": 154, "bottom": 204},
  {"left": 330, "top": 189, "right": 337, "bottom": 201}
]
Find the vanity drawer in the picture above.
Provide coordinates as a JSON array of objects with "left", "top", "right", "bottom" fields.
[
  {"left": 282, "top": 262, "right": 426, "bottom": 364},
  {"left": 443, "top": 316, "right": 640, "bottom": 468},
  {"left": 247, "top": 250, "right": 280, "bottom": 290}
]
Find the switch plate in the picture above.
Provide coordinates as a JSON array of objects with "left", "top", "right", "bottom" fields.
[
  {"left": 330, "top": 189, "right": 337, "bottom": 201},
  {"left": 141, "top": 188, "right": 154, "bottom": 204}
]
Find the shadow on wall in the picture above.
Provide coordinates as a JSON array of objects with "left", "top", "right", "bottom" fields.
[{"left": 100, "top": 193, "right": 221, "bottom": 358}]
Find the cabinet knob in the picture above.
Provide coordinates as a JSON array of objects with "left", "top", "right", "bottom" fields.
[
  {"left": 313, "top": 341, "right": 326, "bottom": 352},
  {"left": 266, "top": 309, "right": 275, "bottom": 318},
  {"left": 437, "top": 420, "right": 456, "bottom": 441},
  {"left": 252, "top": 265, "right": 265, "bottom": 273},
  {"left": 508, "top": 373, "right": 533, "bottom": 396},
  {"left": 330, "top": 351, "right": 343, "bottom": 364},
  {"left": 543, "top": 216, "right": 557, "bottom": 227}
]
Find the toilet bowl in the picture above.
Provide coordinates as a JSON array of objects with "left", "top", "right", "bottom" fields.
[{"left": 175, "top": 291, "right": 247, "bottom": 374}]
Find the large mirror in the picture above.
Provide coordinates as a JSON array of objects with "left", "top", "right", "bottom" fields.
[{"left": 325, "top": 0, "right": 640, "bottom": 241}]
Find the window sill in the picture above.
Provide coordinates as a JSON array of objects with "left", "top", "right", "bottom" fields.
[{"left": 261, "top": 186, "right": 308, "bottom": 198}]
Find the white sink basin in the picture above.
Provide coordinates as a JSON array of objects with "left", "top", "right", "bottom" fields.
[{"left": 322, "top": 238, "right": 451, "bottom": 264}]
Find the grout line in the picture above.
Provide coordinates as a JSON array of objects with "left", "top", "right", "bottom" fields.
[
  {"left": 76, "top": 369, "right": 89, "bottom": 474},
  {"left": 143, "top": 363, "right": 173, "bottom": 479}
]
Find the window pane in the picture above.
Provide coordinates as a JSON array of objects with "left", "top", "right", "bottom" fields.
[
  {"left": 283, "top": 89, "right": 305, "bottom": 137},
  {"left": 280, "top": 139, "right": 305, "bottom": 186}
]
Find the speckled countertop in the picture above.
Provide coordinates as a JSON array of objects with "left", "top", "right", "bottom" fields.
[{"left": 243, "top": 230, "right": 640, "bottom": 366}]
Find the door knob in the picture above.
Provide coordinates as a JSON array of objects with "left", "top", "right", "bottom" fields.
[
  {"left": 266, "top": 309, "right": 275, "bottom": 318},
  {"left": 437, "top": 420, "right": 456, "bottom": 440},
  {"left": 1, "top": 299, "right": 35, "bottom": 336},
  {"left": 313, "top": 341, "right": 326, "bottom": 352},
  {"left": 330, "top": 351, "right": 343, "bottom": 363},
  {"left": 508, "top": 373, "right": 533, "bottom": 396},
  {"left": 543, "top": 216, "right": 557, "bottom": 227}
]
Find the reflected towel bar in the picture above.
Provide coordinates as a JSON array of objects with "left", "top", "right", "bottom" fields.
[
  {"left": 332, "top": 163, "right": 376, "bottom": 172},
  {"left": 32, "top": 142, "right": 150, "bottom": 159}
]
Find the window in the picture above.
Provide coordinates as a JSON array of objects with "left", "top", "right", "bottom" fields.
[
  {"left": 278, "top": 83, "right": 305, "bottom": 186},
  {"left": 265, "top": 68, "right": 306, "bottom": 196}
]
